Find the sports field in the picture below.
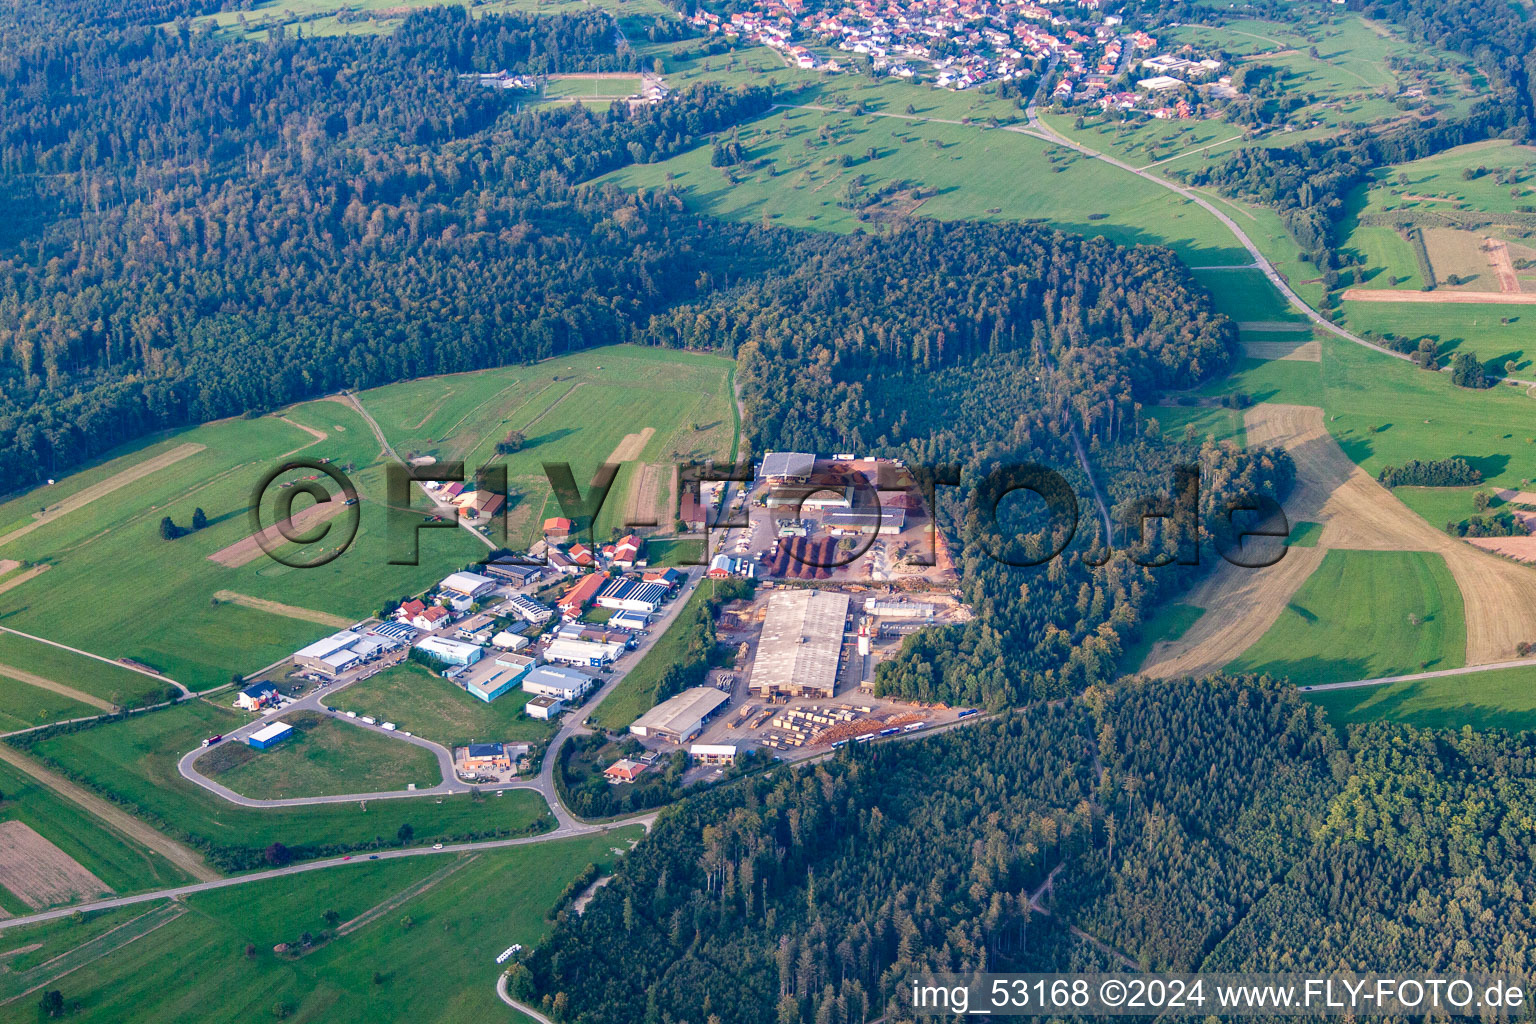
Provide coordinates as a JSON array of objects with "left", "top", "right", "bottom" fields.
[
  {"left": 0, "top": 827, "right": 641, "bottom": 1021},
  {"left": 15, "top": 701, "right": 549, "bottom": 869},
  {"left": 599, "top": 106, "right": 1252, "bottom": 265},
  {"left": 328, "top": 662, "right": 556, "bottom": 748},
  {"left": 1304, "top": 663, "right": 1536, "bottom": 732},
  {"left": 199, "top": 713, "right": 443, "bottom": 800},
  {"left": 355, "top": 345, "right": 736, "bottom": 548},
  {"left": 1225, "top": 550, "right": 1465, "bottom": 686}
]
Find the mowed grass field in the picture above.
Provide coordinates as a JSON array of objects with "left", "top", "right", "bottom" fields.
[
  {"left": 0, "top": 400, "right": 488, "bottom": 691},
  {"left": 0, "top": 827, "right": 642, "bottom": 1023},
  {"left": 0, "top": 760, "right": 191, "bottom": 911},
  {"left": 1226, "top": 550, "right": 1465, "bottom": 685},
  {"left": 328, "top": 662, "right": 556, "bottom": 748},
  {"left": 1189, "top": 335, "right": 1536, "bottom": 528},
  {"left": 0, "top": 632, "right": 172, "bottom": 714},
  {"left": 1304, "top": 663, "right": 1536, "bottom": 732},
  {"left": 356, "top": 345, "right": 736, "bottom": 548},
  {"left": 17, "top": 700, "right": 549, "bottom": 866},
  {"left": 202, "top": 714, "right": 443, "bottom": 800},
  {"left": 1341, "top": 300, "right": 1533, "bottom": 369},
  {"left": 599, "top": 106, "right": 1251, "bottom": 265}
]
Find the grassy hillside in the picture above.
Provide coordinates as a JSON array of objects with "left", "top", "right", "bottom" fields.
[
  {"left": 1305, "top": 663, "right": 1536, "bottom": 732},
  {"left": 0, "top": 827, "right": 641, "bottom": 1022},
  {"left": 17, "top": 701, "right": 549, "bottom": 869},
  {"left": 1226, "top": 549, "right": 1465, "bottom": 685}
]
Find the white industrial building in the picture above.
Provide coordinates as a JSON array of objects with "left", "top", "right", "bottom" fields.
[
  {"left": 415, "top": 636, "right": 484, "bottom": 667},
  {"left": 609, "top": 609, "right": 650, "bottom": 631},
  {"left": 522, "top": 665, "right": 597, "bottom": 701},
  {"left": 491, "top": 630, "right": 531, "bottom": 651},
  {"left": 439, "top": 571, "right": 498, "bottom": 599},
  {"left": 750, "top": 589, "right": 850, "bottom": 697},
  {"left": 293, "top": 630, "right": 397, "bottom": 678},
  {"left": 629, "top": 686, "right": 730, "bottom": 743},
  {"left": 525, "top": 694, "right": 565, "bottom": 720},
  {"left": 595, "top": 578, "right": 668, "bottom": 613},
  {"left": 504, "top": 593, "right": 554, "bottom": 624},
  {"left": 543, "top": 636, "right": 627, "bottom": 667}
]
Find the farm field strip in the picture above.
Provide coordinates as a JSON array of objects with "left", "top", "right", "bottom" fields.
[
  {"left": 1142, "top": 402, "right": 1536, "bottom": 677},
  {"left": 0, "top": 821, "right": 113, "bottom": 911}
]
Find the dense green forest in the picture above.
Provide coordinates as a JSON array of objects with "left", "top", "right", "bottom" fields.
[{"left": 519, "top": 675, "right": 1536, "bottom": 1023}]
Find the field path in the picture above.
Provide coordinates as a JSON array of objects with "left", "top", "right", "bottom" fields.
[
  {"left": 1141, "top": 404, "right": 1536, "bottom": 676},
  {"left": 0, "top": 565, "right": 49, "bottom": 598},
  {"left": 1341, "top": 288, "right": 1536, "bottom": 304},
  {"left": 0, "top": 664, "right": 112, "bottom": 712},
  {"left": 0, "top": 744, "right": 218, "bottom": 882},
  {"left": 211, "top": 591, "right": 354, "bottom": 629},
  {"left": 0, "top": 443, "right": 205, "bottom": 551}
]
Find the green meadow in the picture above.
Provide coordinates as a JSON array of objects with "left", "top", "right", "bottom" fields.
[
  {"left": 0, "top": 632, "right": 172, "bottom": 712},
  {"left": 1304, "top": 663, "right": 1536, "bottom": 732},
  {"left": 1145, "top": 404, "right": 1246, "bottom": 446},
  {"left": 1340, "top": 301, "right": 1532, "bottom": 370},
  {"left": 355, "top": 345, "right": 735, "bottom": 548},
  {"left": 329, "top": 662, "right": 557, "bottom": 748},
  {"left": 0, "top": 827, "right": 641, "bottom": 1022},
  {"left": 0, "top": 401, "right": 487, "bottom": 691},
  {"left": 1349, "top": 139, "right": 1536, "bottom": 219},
  {"left": 598, "top": 105, "right": 1251, "bottom": 265},
  {"left": 17, "top": 700, "right": 549, "bottom": 867},
  {"left": 1227, "top": 549, "right": 1465, "bottom": 685},
  {"left": 203, "top": 714, "right": 444, "bottom": 800},
  {"left": 1185, "top": 335, "right": 1536, "bottom": 528},
  {"left": 182, "top": 0, "right": 675, "bottom": 40},
  {"left": 0, "top": 759, "right": 191, "bottom": 909}
]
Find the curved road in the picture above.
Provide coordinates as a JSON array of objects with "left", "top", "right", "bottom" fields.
[
  {"left": 1017, "top": 97, "right": 1536, "bottom": 385},
  {"left": 178, "top": 566, "right": 706, "bottom": 832}
]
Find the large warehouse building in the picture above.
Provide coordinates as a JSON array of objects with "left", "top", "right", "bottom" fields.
[
  {"left": 750, "top": 589, "right": 851, "bottom": 698},
  {"left": 629, "top": 686, "right": 730, "bottom": 743}
]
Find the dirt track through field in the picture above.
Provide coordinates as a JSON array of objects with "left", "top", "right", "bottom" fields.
[
  {"left": 0, "top": 745, "right": 218, "bottom": 882},
  {"left": 0, "top": 663, "right": 113, "bottom": 712},
  {"left": 1240, "top": 340, "right": 1321, "bottom": 361},
  {"left": 1341, "top": 287, "right": 1536, "bottom": 304},
  {"left": 1486, "top": 238, "right": 1522, "bottom": 293},
  {"left": 0, "top": 821, "right": 112, "bottom": 909},
  {"left": 212, "top": 591, "right": 353, "bottom": 628},
  {"left": 605, "top": 427, "right": 655, "bottom": 464},
  {"left": 1140, "top": 404, "right": 1536, "bottom": 677},
  {"left": 621, "top": 463, "right": 662, "bottom": 528},
  {"left": 207, "top": 498, "right": 350, "bottom": 568},
  {"left": 0, "top": 443, "right": 205, "bottom": 551},
  {"left": 0, "top": 565, "right": 48, "bottom": 599}
]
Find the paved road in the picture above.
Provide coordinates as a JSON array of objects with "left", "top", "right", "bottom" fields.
[
  {"left": 177, "top": 566, "right": 706, "bottom": 823},
  {"left": 1015, "top": 101, "right": 1536, "bottom": 386},
  {"left": 0, "top": 813, "right": 655, "bottom": 932},
  {"left": 1300, "top": 655, "right": 1536, "bottom": 692}
]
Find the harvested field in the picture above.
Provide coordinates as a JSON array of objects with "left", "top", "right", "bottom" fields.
[
  {"left": 0, "top": 443, "right": 204, "bottom": 550},
  {"left": 206, "top": 497, "right": 350, "bottom": 568},
  {"left": 0, "top": 663, "right": 113, "bottom": 712},
  {"left": 1141, "top": 404, "right": 1536, "bottom": 676},
  {"left": 605, "top": 426, "right": 655, "bottom": 464},
  {"left": 621, "top": 462, "right": 662, "bottom": 528},
  {"left": 0, "top": 820, "right": 112, "bottom": 909},
  {"left": 0, "top": 565, "right": 47, "bottom": 598},
  {"left": 1485, "top": 238, "right": 1521, "bottom": 293},
  {"left": 1494, "top": 489, "right": 1536, "bottom": 505},
  {"left": 211, "top": 591, "right": 354, "bottom": 628},
  {"left": 0, "top": 560, "right": 16, "bottom": 576},
  {"left": 1469, "top": 536, "right": 1536, "bottom": 562},
  {"left": 1341, "top": 288, "right": 1536, "bottom": 304},
  {"left": 1240, "top": 339, "right": 1321, "bottom": 361}
]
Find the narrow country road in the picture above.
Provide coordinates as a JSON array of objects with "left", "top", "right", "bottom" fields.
[
  {"left": 177, "top": 566, "right": 705, "bottom": 825},
  {"left": 1300, "top": 656, "right": 1536, "bottom": 692},
  {"left": 0, "top": 812, "right": 656, "bottom": 932}
]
